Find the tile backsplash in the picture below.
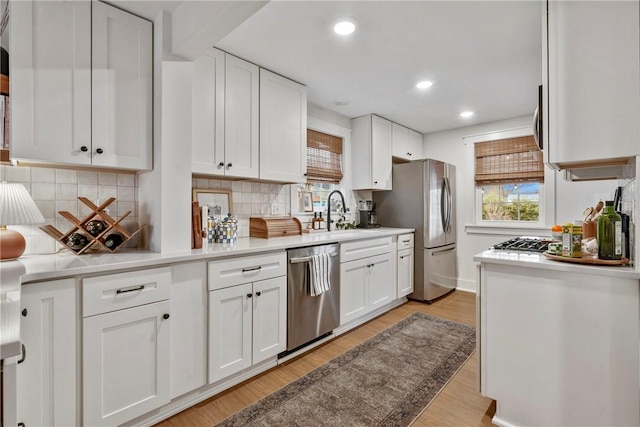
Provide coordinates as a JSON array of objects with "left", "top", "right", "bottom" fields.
[
  {"left": 1, "top": 165, "right": 139, "bottom": 255},
  {"left": 193, "top": 177, "right": 291, "bottom": 238}
]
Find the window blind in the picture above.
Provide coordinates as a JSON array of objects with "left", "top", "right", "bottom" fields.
[
  {"left": 474, "top": 135, "right": 544, "bottom": 185},
  {"left": 306, "top": 129, "right": 343, "bottom": 183}
]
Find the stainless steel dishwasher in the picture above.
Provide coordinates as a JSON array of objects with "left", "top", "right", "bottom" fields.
[{"left": 285, "top": 243, "right": 340, "bottom": 352}]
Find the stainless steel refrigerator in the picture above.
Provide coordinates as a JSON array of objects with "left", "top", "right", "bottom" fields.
[{"left": 373, "top": 159, "right": 457, "bottom": 302}]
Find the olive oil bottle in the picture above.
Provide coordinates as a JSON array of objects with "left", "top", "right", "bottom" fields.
[{"left": 597, "top": 201, "right": 622, "bottom": 260}]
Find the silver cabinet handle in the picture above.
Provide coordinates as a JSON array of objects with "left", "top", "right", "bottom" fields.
[
  {"left": 402, "top": 239, "right": 411, "bottom": 244},
  {"left": 242, "top": 266, "right": 262, "bottom": 272}
]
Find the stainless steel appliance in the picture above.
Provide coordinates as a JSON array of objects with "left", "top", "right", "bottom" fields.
[
  {"left": 491, "top": 236, "right": 550, "bottom": 253},
  {"left": 373, "top": 159, "right": 456, "bottom": 302},
  {"left": 285, "top": 243, "right": 340, "bottom": 352},
  {"left": 357, "top": 200, "right": 381, "bottom": 228}
]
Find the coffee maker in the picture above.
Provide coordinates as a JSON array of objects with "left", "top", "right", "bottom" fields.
[{"left": 357, "top": 200, "right": 380, "bottom": 228}]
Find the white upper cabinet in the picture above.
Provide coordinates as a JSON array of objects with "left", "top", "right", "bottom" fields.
[
  {"left": 91, "top": 1, "right": 153, "bottom": 170},
  {"left": 392, "top": 123, "right": 423, "bottom": 161},
  {"left": 352, "top": 114, "right": 393, "bottom": 190},
  {"left": 11, "top": 1, "right": 152, "bottom": 170},
  {"left": 192, "top": 48, "right": 226, "bottom": 176},
  {"left": 259, "top": 69, "right": 307, "bottom": 183},
  {"left": 225, "top": 54, "right": 260, "bottom": 178},
  {"left": 11, "top": 0, "right": 92, "bottom": 165},
  {"left": 192, "top": 51, "right": 259, "bottom": 178},
  {"left": 544, "top": 0, "right": 640, "bottom": 167}
]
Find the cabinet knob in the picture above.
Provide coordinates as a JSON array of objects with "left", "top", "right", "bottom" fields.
[
  {"left": 21, "top": 308, "right": 27, "bottom": 317},
  {"left": 407, "top": 152, "right": 412, "bottom": 156},
  {"left": 218, "top": 162, "right": 225, "bottom": 168},
  {"left": 96, "top": 148, "right": 104, "bottom": 154},
  {"left": 80, "top": 146, "right": 88, "bottom": 152},
  {"left": 255, "top": 291, "right": 261, "bottom": 297},
  {"left": 18, "top": 423, "right": 26, "bottom": 427},
  {"left": 373, "top": 181, "right": 378, "bottom": 185},
  {"left": 247, "top": 293, "right": 253, "bottom": 298},
  {"left": 227, "top": 163, "right": 233, "bottom": 168},
  {"left": 162, "top": 313, "right": 170, "bottom": 320}
]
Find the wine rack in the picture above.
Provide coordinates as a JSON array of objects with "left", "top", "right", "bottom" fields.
[{"left": 39, "top": 197, "right": 144, "bottom": 255}]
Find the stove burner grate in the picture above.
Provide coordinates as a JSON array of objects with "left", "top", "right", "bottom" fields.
[{"left": 492, "top": 237, "right": 551, "bottom": 253}]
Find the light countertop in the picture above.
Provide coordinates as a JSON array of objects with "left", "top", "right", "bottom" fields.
[
  {"left": 0, "top": 227, "right": 413, "bottom": 358},
  {"left": 474, "top": 249, "right": 640, "bottom": 280}
]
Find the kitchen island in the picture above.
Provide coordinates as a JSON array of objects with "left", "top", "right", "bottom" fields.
[{"left": 474, "top": 250, "right": 639, "bottom": 427}]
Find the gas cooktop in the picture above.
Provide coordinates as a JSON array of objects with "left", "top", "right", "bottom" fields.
[{"left": 491, "top": 236, "right": 551, "bottom": 253}]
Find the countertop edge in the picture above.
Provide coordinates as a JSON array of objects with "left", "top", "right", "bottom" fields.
[{"left": 474, "top": 249, "right": 640, "bottom": 280}]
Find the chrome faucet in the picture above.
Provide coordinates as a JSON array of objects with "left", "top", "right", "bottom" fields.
[{"left": 326, "top": 190, "right": 346, "bottom": 231}]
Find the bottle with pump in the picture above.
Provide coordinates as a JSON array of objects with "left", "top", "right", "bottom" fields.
[{"left": 597, "top": 200, "right": 622, "bottom": 260}]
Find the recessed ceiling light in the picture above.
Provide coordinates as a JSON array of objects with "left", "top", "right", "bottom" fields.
[
  {"left": 333, "top": 21, "right": 356, "bottom": 35},
  {"left": 460, "top": 111, "right": 474, "bottom": 118},
  {"left": 416, "top": 81, "right": 433, "bottom": 89}
]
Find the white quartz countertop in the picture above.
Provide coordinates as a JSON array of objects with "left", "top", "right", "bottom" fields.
[
  {"left": 0, "top": 227, "right": 413, "bottom": 358},
  {"left": 474, "top": 249, "right": 640, "bottom": 280}
]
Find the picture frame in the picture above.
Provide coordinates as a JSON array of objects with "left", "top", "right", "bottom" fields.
[
  {"left": 192, "top": 188, "right": 233, "bottom": 217},
  {"left": 301, "top": 192, "right": 313, "bottom": 212}
]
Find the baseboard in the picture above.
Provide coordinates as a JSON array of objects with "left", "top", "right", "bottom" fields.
[
  {"left": 334, "top": 297, "right": 407, "bottom": 336},
  {"left": 457, "top": 277, "right": 476, "bottom": 293},
  {"left": 491, "top": 414, "right": 519, "bottom": 427}
]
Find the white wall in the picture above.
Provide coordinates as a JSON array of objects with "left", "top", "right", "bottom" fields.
[{"left": 423, "top": 115, "right": 617, "bottom": 292}]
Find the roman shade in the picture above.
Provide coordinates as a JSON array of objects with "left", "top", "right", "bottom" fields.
[
  {"left": 475, "top": 135, "right": 544, "bottom": 185},
  {"left": 306, "top": 129, "right": 343, "bottom": 183}
]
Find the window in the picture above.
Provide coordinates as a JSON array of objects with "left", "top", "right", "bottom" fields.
[
  {"left": 306, "top": 129, "right": 343, "bottom": 184},
  {"left": 474, "top": 135, "right": 544, "bottom": 223}
]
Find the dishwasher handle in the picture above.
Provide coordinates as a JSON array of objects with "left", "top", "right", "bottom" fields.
[{"left": 289, "top": 251, "right": 339, "bottom": 264}]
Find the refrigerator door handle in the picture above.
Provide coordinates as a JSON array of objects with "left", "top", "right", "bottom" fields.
[
  {"left": 444, "top": 177, "right": 452, "bottom": 232},
  {"left": 440, "top": 179, "right": 448, "bottom": 232},
  {"left": 432, "top": 246, "right": 456, "bottom": 255}
]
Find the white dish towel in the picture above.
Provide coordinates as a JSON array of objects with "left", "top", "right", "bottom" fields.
[{"left": 308, "top": 253, "right": 331, "bottom": 296}]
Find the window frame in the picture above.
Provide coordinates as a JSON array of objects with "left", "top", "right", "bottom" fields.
[{"left": 464, "top": 126, "right": 555, "bottom": 234}]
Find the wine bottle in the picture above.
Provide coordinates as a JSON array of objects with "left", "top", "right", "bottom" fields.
[
  {"left": 104, "top": 233, "right": 124, "bottom": 250},
  {"left": 85, "top": 219, "right": 107, "bottom": 237},
  {"left": 66, "top": 233, "right": 88, "bottom": 251}
]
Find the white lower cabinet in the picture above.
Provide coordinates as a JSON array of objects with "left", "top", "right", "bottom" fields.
[
  {"left": 170, "top": 262, "right": 207, "bottom": 399},
  {"left": 397, "top": 248, "right": 414, "bottom": 298},
  {"left": 17, "top": 279, "right": 77, "bottom": 427},
  {"left": 340, "top": 252, "right": 395, "bottom": 325},
  {"left": 82, "top": 268, "right": 171, "bottom": 426},
  {"left": 208, "top": 276, "right": 286, "bottom": 383}
]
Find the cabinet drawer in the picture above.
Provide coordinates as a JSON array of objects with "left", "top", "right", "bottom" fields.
[
  {"left": 398, "top": 233, "right": 414, "bottom": 249},
  {"left": 208, "top": 252, "right": 286, "bottom": 291},
  {"left": 340, "top": 236, "right": 392, "bottom": 263},
  {"left": 83, "top": 267, "right": 171, "bottom": 317}
]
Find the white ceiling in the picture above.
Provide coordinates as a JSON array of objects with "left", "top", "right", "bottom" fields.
[{"left": 111, "top": 1, "right": 542, "bottom": 135}]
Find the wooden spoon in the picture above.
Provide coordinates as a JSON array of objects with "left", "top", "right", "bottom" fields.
[
  {"left": 591, "top": 201, "right": 605, "bottom": 220},
  {"left": 582, "top": 207, "right": 594, "bottom": 222}
]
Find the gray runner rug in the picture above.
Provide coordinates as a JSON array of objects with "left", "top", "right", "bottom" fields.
[{"left": 215, "top": 312, "right": 476, "bottom": 427}]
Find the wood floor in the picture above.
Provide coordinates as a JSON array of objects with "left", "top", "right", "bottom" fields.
[{"left": 156, "top": 290, "right": 496, "bottom": 427}]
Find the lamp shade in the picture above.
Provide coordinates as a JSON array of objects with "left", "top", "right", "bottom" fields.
[{"left": 0, "top": 182, "right": 45, "bottom": 225}]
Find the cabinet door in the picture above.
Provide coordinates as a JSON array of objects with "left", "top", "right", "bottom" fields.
[
  {"left": 83, "top": 300, "right": 170, "bottom": 426},
  {"left": 252, "top": 276, "right": 287, "bottom": 364},
  {"left": 192, "top": 47, "right": 226, "bottom": 175},
  {"left": 225, "top": 54, "right": 259, "bottom": 178},
  {"left": 259, "top": 69, "right": 307, "bottom": 182},
  {"left": 371, "top": 115, "right": 393, "bottom": 190},
  {"left": 170, "top": 263, "right": 207, "bottom": 399},
  {"left": 17, "top": 279, "right": 77, "bottom": 427},
  {"left": 208, "top": 283, "right": 253, "bottom": 383},
  {"left": 92, "top": 1, "right": 153, "bottom": 170},
  {"left": 397, "top": 248, "right": 414, "bottom": 298},
  {"left": 11, "top": 0, "right": 91, "bottom": 165},
  {"left": 368, "top": 253, "right": 395, "bottom": 311},
  {"left": 392, "top": 122, "right": 409, "bottom": 159},
  {"left": 407, "top": 129, "right": 423, "bottom": 159},
  {"left": 340, "top": 258, "right": 369, "bottom": 325},
  {"left": 547, "top": 1, "right": 640, "bottom": 164}
]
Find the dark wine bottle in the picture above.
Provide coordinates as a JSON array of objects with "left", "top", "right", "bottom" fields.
[
  {"left": 85, "top": 219, "right": 107, "bottom": 237},
  {"left": 66, "top": 233, "right": 88, "bottom": 251},
  {"left": 104, "top": 233, "right": 124, "bottom": 250}
]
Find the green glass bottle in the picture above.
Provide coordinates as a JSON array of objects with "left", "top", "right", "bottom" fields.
[{"left": 597, "top": 200, "right": 622, "bottom": 260}]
